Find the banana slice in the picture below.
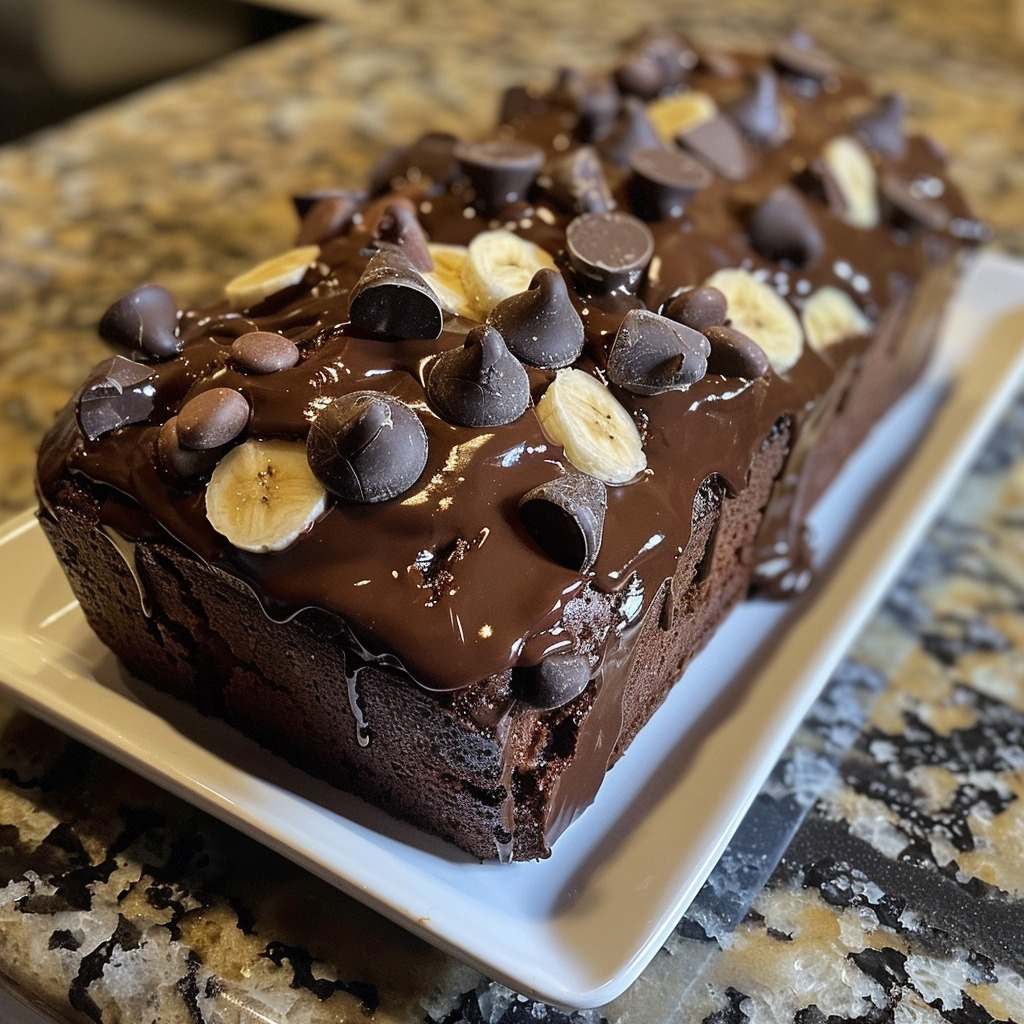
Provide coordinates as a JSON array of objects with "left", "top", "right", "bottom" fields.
[
  {"left": 421, "top": 243, "right": 477, "bottom": 320},
  {"left": 647, "top": 90, "right": 718, "bottom": 144},
  {"left": 224, "top": 245, "right": 321, "bottom": 308},
  {"left": 461, "top": 229, "right": 556, "bottom": 320},
  {"left": 535, "top": 368, "right": 646, "bottom": 485},
  {"left": 801, "top": 285, "right": 872, "bottom": 351},
  {"left": 704, "top": 267, "right": 804, "bottom": 375},
  {"left": 822, "top": 135, "right": 879, "bottom": 229},
  {"left": 206, "top": 438, "right": 328, "bottom": 553}
]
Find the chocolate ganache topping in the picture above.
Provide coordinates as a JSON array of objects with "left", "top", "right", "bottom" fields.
[{"left": 39, "top": 29, "right": 979, "bottom": 711}]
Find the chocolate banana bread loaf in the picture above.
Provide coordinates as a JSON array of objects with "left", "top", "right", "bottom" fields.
[{"left": 36, "top": 28, "right": 980, "bottom": 861}]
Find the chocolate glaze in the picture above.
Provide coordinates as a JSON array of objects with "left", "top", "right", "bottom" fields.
[{"left": 37, "top": 32, "right": 976, "bottom": 855}]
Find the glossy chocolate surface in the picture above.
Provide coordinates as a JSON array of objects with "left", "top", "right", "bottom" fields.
[{"left": 39, "top": 34, "right": 974, "bottom": 704}]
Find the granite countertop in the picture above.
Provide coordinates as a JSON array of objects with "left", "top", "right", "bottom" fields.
[{"left": 1, "top": 0, "right": 1024, "bottom": 1020}]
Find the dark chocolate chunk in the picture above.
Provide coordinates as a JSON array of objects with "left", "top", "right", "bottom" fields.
[
  {"left": 678, "top": 115, "right": 753, "bottom": 181},
  {"left": 607, "top": 309, "right": 710, "bottom": 395},
  {"left": 772, "top": 29, "right": 842, "bottom": 85},
  {"left": 629, "top": 147, "right": 713, "bottom": 219},
  {"left": 294, "top": 194, "right": 359, "bottom": 246},
  {"left": 550, "top": 67, "right": 620, "bottom": 142},
  {"left": 157, "top": 416, "right": 222, "bottom": 480},
  {"left": 177, "top": 387, "right": 250, "bottom": 451},
  {"left": 98, "top": 284, "right": 180, "bottom": 361},
  {"left": 426, "top": 324, "right": 530, "bottom": 427},
  {"left": 599, "top": 97, "right": 663, "bottom": 168},
  {"left": 541, "top": 145, "right": 614, "bottom": 215},
  {"left": 727, "top": 69, "right": 790, "bottom": 148},
  {"left": 362, "top": 194, "right": 433, "bottom": 273},
  {"left": 565, "top": 211, "right": 654, "bottom": 293},
  {"left": 705, "top": 324, "right": 771, "bottom": 379},
  {"left": 663, "top": 286, "right": 728, "bottom": 332},
  {"left": 519, "top": 469, "right": 606, "bottom": 573},
  {"left": 511, "top": 652, "right": 592, "bottom": 710},
  {"left": 748, "top": 185, "right": 824, "bottom": 266},
  {"left": 367, "top": 132, "right": 460, "bottom": 196},
  {"left": 231, "top": 331, "right": 301, "bottom": 374},
  {"left": 487, "top": 268, "right": 585, "bottom": 369},
  {"left": 880, "top": 171, "right": 951, "bottom": 233},
  {"left": 77, "top": 355, "right": 157, "bottom": 440},
  {"left": 854, "top": 94, "right": 907, "bottom": 159},
  {"left": 306, "top": 391, "right": 428, "bottom": 503},
  {"left": 347, "top": 249, "right": 443, "bottom": 341},
  {"left": 454, "top": 139, "right": 545, "bottom": 213}
]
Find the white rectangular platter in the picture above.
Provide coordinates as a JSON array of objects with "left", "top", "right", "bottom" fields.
[{"left": 0, "top": 251, "right": 1022, "bottom": 1008}]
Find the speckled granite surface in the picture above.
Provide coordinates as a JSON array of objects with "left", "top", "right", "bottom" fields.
[{"left": 1, "top": 0, "right": 1023, "bottom": 1020}]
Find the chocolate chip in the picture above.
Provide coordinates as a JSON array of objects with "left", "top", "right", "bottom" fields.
[
  {"left": 607, "top": 309, "right": 709, "bottom": 395},
  {"left": 98, "top": 284, "right": 180, "bottom": 361},
  {"left": 748, "top": 185, "right": 824, "bottom": 266},
  {"left": 615, "top": 54, "right": 665, "bottom": 99},
  {"left": 231, "top": 331, "right": 301, "bottom": 374},
  {"left": 367, "top": 132, "right": 460, "bottom": 196},
  {"left": 629, "top": 146, "right": 713, "bottom": 219},
  {"left": 511, "top": 652, "right": 592, "bottom": 710},
  {"left": 347, "top": 248, "right": 443, "bottom": 341},
  {"left": 727, "top": 69, "right": 790, "bottom": 148},
  {"left": 854, "top": 94, "right": 906, "bottom": 159},
  {"left": 519, "top": 469, "right": 607, "bottom": 572},
  {"left": 599, "top": 97, "right": 663, "bottom": 168},
  {"left": 363, "top": 195, "right": 433, "bottom": 273},
  {"left": 880, "top": 171, "right": 951, "bottom": 233},
  {"left": 678, "top": 115, "right": 753, "bottom": 181},
  {"left": 565, "top": 211, "right": 654, "bottom": 293},
  {"left": 705, "top": 325, "right": 771, "bottom": 379},
  {"left": 157, "top": 415, "right": 222, "bottom": 480},
  {"left": 772, "top": 30, "right": 842, "bottom": 85},
  {"left": 294, "top": 194, "right": 359, "bottom": 246},
  {"left": 620, "top": 28, "right": 696, "bottom": 93},
  {"left": 541, "top": 145, "right": 614, "bottom": 215},
  {"left": 487, "top": 268, "right": 584, "bottom": 369},
  {"left": 454, "top": 139, "right": 545, "bottom": 213},
  {"left": 306, "top": 391, "right": 428, "bottom": 503},
  {"left": 663, "top": 286, "right": 728, "bottom": 332},
  {"left": 177, "top": 388, "right": 250, "bottom": 450},
  {"left": 77, "top": 355, "right": 157, "bottom": 440},
  {"left": 426, "top": 324, "right": 530, "bottom": 427},
  {"left": 550, "top": 67, "right": 620, "bottom": 142}
]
